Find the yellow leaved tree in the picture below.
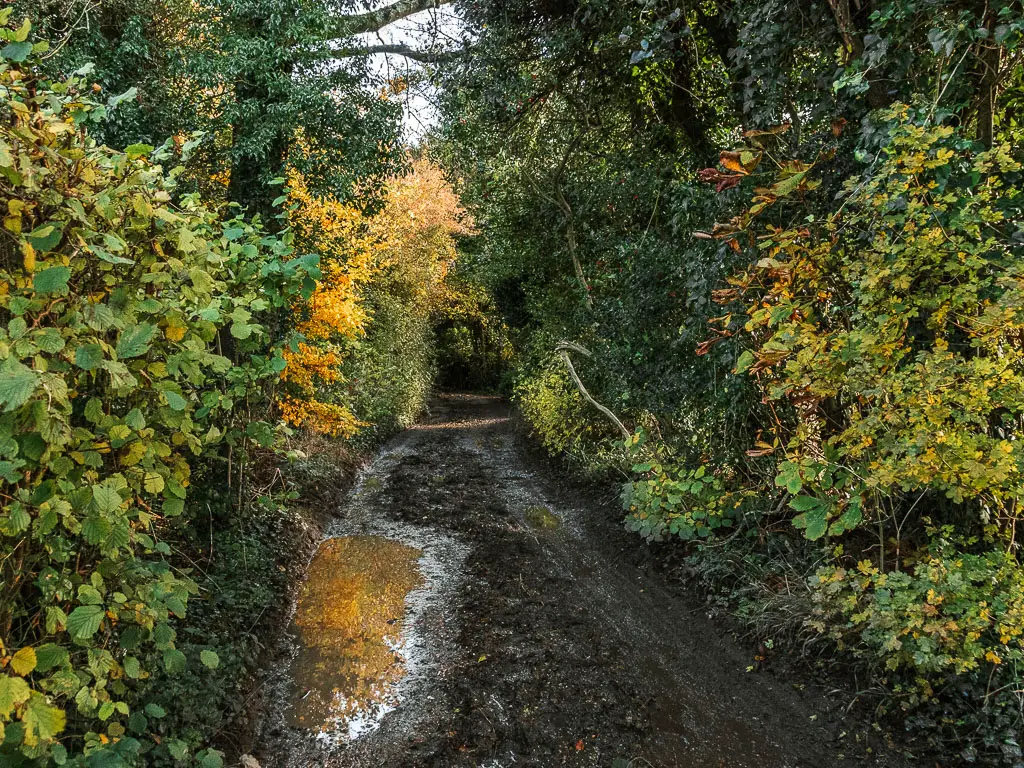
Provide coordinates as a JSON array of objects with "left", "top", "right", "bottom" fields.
[{"left": 280, "top": 157, "right": 471, "bottom": 435}]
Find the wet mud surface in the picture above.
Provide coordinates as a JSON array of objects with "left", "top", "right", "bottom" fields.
[{"left": 258, "top": 394, "right": 908, "bottom": 768}]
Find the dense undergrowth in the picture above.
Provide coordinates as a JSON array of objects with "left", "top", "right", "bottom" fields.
[{"left": 432, "top": 0, "right": 1024, "bottom": 763}]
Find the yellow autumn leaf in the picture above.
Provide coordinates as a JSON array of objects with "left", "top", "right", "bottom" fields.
[
  {"left": 21, "top": 240, "right": 35, "bottom": 272},
  {"left": 10, "top": 646, "right": 36, "bottom": 676}
]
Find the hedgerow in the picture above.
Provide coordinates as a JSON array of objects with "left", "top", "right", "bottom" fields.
[{"left": 0, "top": 24, "right": 316, "bottom": 763}]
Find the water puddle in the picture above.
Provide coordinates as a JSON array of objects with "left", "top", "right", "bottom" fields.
[{"left": 287, "top": 535, "right": 424, "bottom": 740}]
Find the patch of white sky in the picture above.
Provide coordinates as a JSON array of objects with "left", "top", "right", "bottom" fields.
[{"left": 350, "top": 3, "right": 468, "bottom": 145}]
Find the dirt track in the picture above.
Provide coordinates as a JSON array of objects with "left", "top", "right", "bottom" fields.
[{"left": 258, "top": 394, "right": 907, "bottom": 768}]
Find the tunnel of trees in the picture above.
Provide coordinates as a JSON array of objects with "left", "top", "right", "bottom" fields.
[{"left": 1, "top": 0, "right": 1023, "bottom": 764}]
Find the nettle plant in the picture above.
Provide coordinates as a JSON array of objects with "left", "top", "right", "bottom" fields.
[{"left": 0, "top": 22, "right": 316, "bottom": 763}]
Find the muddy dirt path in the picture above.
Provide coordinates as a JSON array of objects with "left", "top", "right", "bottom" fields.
[{"left": 258, "top": 394, "right": 907, "bottom": 768}]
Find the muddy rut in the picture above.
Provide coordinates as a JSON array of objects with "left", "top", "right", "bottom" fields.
[{"left": 257, "top": 394, "right": 907, "bottom": 768}]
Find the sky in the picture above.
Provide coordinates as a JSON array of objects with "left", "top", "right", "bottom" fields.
[{"left": 355, "top": 4, "right": 467, "bottom": 143}]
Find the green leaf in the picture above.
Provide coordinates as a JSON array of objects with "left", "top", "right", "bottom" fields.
[
  {"left": 125, "top": 143, "right": 154, "bottom": 159},
  {"left": 116, "top": 323, "right": 156, "bottom": 359},
  {"left": 81, "top": 514, "right": 111, "bottom": 545},
  {"left": 1, "top": 41, "right": 32, "bottom": 62},
  {"left": 189, "top": 268, "right": 215, "bottom": 294},
  {"left": 735, "top": 350, "right": 755, "bottom": 374},
  {"left": 32, "top": 266, "right": 71, "bottom": 294},
  {"left": 0, "top": 357, "right": 38, "bottom": 412},
  {"left": 829, "top": 499, "right": 864, "bottom": 536},
  {"left": 162, "top": 649, "right": 186, "bottom": 675},
  {"left": 197, "top": 749, "right": 225, "bottom": 768},
  {"left": 0, "top": 676, "right": 30, "bottom": 716},
  {"left": 123, "top": 657, "right": 141, "bottom": 679},
  {"left": 77, "top": 585, "right": 103, "bottom": 606},
  {"left": 2, "top": 503, "right": 30, "bottom": 535},
  {"left": 92, "top": 485, "right": 123, "bottom": 514},
  {"left": 102, "top": 360, "right": 137, "bottom": 390},
  {"left": 788, "top": 495, "right": 826, "bottom": 513},
  {"left": 93, "top": 247, "right": 136, "bottom": 266},
  {"left": 36, "top": 328, "right": 65, "bottom": 353},
  {"left": 128, "top": 710, "right": 148, "bottom": 734},
  {"left": 67, "top": 605, "right": 104, "bottom": 639},
  {"left": 75, "top": 344, "right": 105, "bottom": 371},
  {"left": 26, "top": 223, "right": 64, "bottom": 252},
  {"left": 13, "top": 18, "right": 30, "bottom": 42},
  {"left": 108, "top": 424, "right": 131, "bottom": 442},
  {"left": 163, "top": 391, "right": 186, "bottom": 411},
  {"left": 230, "top": 322, "right": 254, "bottom": 340},
  {"left": 45, "top": 607, "right": 67, "bottom": 634},
  {"left": 144, "top": 703, "right": 166, "bottom": 719},
  {"left": 166, "top": 596, "right": 186, "bottom": 618},
  {"left": 84, "top": 398, "right": 105, "bottom": 423},
  {"left": 163, "top": 499, "right": 184, "bottom": 517},
  {"left": 20, "top": 433, "right": 45, "bottom": 462},
  {"left": 167, "top": 740, "right": 189, "bottom": 760},
  {"left": 124, "top": 409, "right": 146, "bottom": 430},
  {"left": 792, "top": 507, "right": 828, "bottom": 541},
  {"left": 23, "top": 692, "right": 66, "bottom": 743},
  {"left": 774, "top": 462, "right": 802, "bottom": 495},
  {"left": 35, "top": 644, "right": 69, "bottom": 673},
  {"left": 152, "top": 624, "right": 175, "bottom": 648},
  {"left": 199, "top": 650, "right": 219, "bottom": 670},
  {"left": 143, "top": 472, "right": 165, "bottom": 494},
  {"left": 107, "top": 86, "right": 138, "bottom": 108}
]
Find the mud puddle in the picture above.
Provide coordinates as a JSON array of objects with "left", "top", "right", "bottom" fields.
[
  {"left": 287, "top": 535, "right": 423, "bottom": 739},
  {"left": 255, "top": 439, "right": 468, "bottom": 766}
]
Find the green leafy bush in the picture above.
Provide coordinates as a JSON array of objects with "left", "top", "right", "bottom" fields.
[
  {"left": 809, "top": 529, "right": 1024, "bottom": 761},
  {"left": 343, "top": 284, "right": 436, "bottom": 440},
  {"left": 621, "top": 430, "right": 736, "bottom": 542},
  {"left": 721, "top": 113, "right": 1024, "bottom": 544},
  {"left": 810, "top": 531, "right": 1024, "bottom": 680},
  {"left": 699, "top": 109, "right": 1024, "bottom": 759},
  {"left": 0, "top": 28, "right": 314, "bottom": 763}
]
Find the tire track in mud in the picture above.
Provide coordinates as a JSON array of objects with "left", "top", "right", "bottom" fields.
[{"left": 257, "top": 394, "right": 906, "bottom": 768}]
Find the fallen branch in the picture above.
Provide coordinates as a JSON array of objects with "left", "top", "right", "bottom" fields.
[{"left": 556, "top": 341, "right": 630, "bottom": 439}]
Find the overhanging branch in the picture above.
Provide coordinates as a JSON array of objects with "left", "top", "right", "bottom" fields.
[
  {"left": 328, "top": 43, "right": 465, "bottom": 63},
  {"left": 556, "top": 341, "right": 631, "bottom": 440},
  {"left": 329, "top": 0, "right": 449, "bottom": 39}
]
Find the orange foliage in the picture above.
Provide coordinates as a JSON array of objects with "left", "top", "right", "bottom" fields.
[
  {"left": 297, "top": 264, "right": 367, "bottom": 340},
  {"left": 281, "top": 343, "right": 343, "bottom": 390},
  {"left": 278, "top": 397, "right": 362, "bottom": 437},
  {"left": 279, "top": 157, "right": 471, "bottom": 436}
]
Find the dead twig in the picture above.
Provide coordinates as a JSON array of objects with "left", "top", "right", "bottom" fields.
[{"left": 555, "top": 341, "right": 630, "bottom": 439}]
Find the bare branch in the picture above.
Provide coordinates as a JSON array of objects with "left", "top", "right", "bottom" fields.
[
  {"left": 329, "top": 0, "right": 451, "bottom": 39},
  {"left": 327, "top": 43, "right": 465, "bottom": 63},
  {"left": 556, "top": 341, "right": 631, "bottom": 440}
]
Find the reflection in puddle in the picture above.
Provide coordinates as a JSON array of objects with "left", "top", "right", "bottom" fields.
[{"left": 288, "top": 535, "right": 424, "bottom": 740}]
